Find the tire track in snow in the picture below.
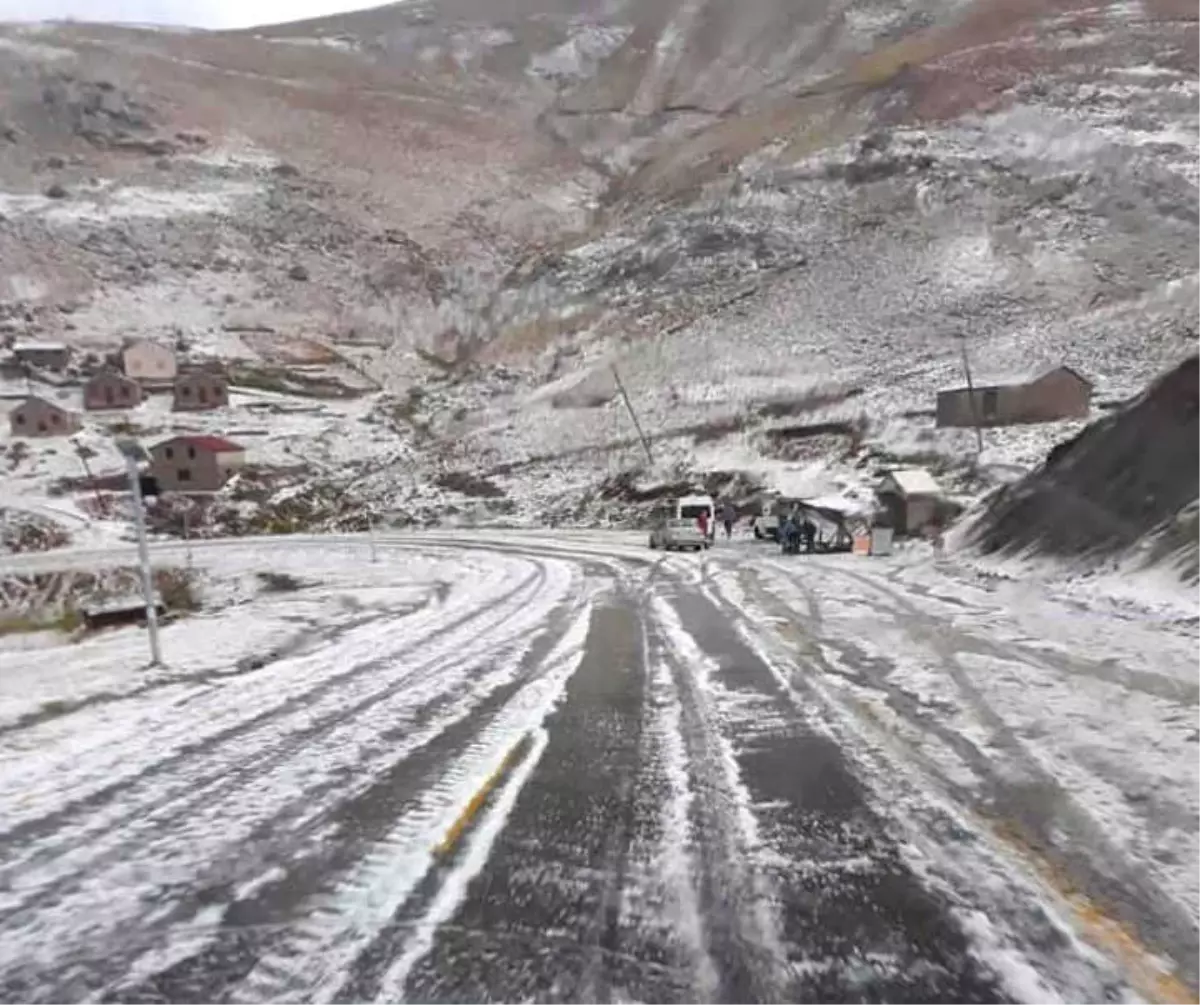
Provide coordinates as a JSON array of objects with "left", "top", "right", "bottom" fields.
[
  {"left": 784, "top": 560, "right": 1200, "bottom": 997},
  {"left": 799, "top": 557, "right": 1197, "bottom": 705},
  {"left": 655, "top": 575, "right": 1004, "bottom": 1003},
  {"left": 0, "top": 556, "right": 581, "bottom": 1002},
  {"left": 645, "top": 591, "right": 796, "bottom": 1003},
  {"left": 393, "top": 593, "right": 660, "bottom": 1004},
  {"left": 0, "top": 602, "right": 409, "bottom": 740},
  {"left": 704, "top": 556, "right": 1140, "bottom": 1003},
  {"left": 629, "top": 614, "right": 722, "bottom": 1003},
  {"left": 0, "top": 555, "right": 544, "bottom": 850},
  {"left": 92, "top": 592, "right": 599, "bottom": 1005}
]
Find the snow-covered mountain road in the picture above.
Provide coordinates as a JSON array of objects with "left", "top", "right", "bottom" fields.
[{"left": 0, "top": 532, "right": 1195, "bottom": 1004}]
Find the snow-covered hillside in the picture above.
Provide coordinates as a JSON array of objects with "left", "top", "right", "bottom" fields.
[{"left": 0, "top": 0, "right": 1195, "bottom": 585}]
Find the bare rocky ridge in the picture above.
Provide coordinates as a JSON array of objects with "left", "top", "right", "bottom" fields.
[{"left": 0, "top": 0, "right": 1196, "bottom": 564}]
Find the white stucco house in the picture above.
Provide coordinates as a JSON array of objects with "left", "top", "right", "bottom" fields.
[{"left": 122, "top": 339, "right": 177, "bottom": 383}]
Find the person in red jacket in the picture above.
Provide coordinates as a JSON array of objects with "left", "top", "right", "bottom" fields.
[{"left": 697, "top": 509, "right": 709, "bottom": 543}]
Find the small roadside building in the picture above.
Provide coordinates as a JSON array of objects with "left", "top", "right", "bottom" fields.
[
  {"left": 12, "top": 341, "right": 70, "bottom": 371},
  {"left": 936, "top": 365, "right": 1092, "bottom": 428},
  {"left": 122, "top": 339, "right": 177, "bottom": 383},
  {"left": 82, "top": 598, "right": 166, "bottom": 632},
  {"left": 173, "top": 372, "right": 228, "bottom": 412},
  {"left": 83, "top": 370, "right": 143, "bottom": 411},
  {"left": 148, "top": 434, "right": 245, "bottom": 493},
  {"left": 8, "top": 394, "right": 80, "bottom": 438},
  {"left": 876, "top": 467, "right": 944, "bottom": 536}
]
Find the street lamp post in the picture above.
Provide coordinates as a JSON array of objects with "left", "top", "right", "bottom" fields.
[{"left": 115, "top": 437, "right": 162, "bottom": 666}]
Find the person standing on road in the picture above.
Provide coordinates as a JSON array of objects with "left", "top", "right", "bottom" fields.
[
  {"left": 801, "top": 516, "right": 817, "bottom": 553},
  {"left": 697, "top": 508, "right": 709, "bottom": 543},
  {"left": 781, "top": 512, "right": 800, "bottom": 554},
  {"left": 721, "top": 501, "right": 736, "bottom": 540}
]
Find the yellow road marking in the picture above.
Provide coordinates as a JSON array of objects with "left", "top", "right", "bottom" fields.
[
  {"left": 433, "top": 731, "right": 534, "bottom": 862},
  {"left": 986, "top": 820, "right": 1198, "bottom": 1005}
]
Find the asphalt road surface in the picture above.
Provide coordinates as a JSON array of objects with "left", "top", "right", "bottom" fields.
[{"left": 0, "top": 532, "right": 1193, "bottom": 1003}]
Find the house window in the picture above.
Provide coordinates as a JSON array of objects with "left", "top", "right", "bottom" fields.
[
  {"left": 51, "top": 413, "right": 61, "bottom": 426},
  {"left": 178, "top": 468, "right": 192, "bottom": 482},
  {"left": 198, "top": 386, "right": 208, "bottom": 404},
  {"left": 165, "top": 446, "right": 174, "bottom": 459},
  {"left": 121, "top": 386, "right": 130, "bottom": 400},
  {"left": 982, "top": 389, "right": 998, "bottom": 418},
  {"left": 188, "top": 446, "right": 196, "bottom": 459},
  {"left": 105, "top": 386, "right": 115, "bottom": 405},
  {"left": 37, "top": 421, "right": 47, "bottom": 432},
  {"left": 16, "top": 414, "right": 25, "bottom": 426},
  {"left": 182, "top": 385, "right": 192, "bottom": 397}
]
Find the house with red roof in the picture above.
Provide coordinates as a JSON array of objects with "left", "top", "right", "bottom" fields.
[{"left": 149, "top": 434, "right": 246, "bottom": 493}]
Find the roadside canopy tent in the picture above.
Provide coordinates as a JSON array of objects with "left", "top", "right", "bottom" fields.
[{"left": 773, "top": 497, "right": 856, "bottom": 551}]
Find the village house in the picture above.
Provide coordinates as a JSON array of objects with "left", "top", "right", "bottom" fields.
[
  {"left": 8, "top": 395, "right": 80, "bottom": 438},
  {"left": 83, "top": 370, "right": 143, "bottom": 411},
  {"left": 122, "top": 339, "right": 177, "bottom": 383},
  {"left": 875, "top": 467, "right": 944, "bottom": 536},
  {"left": 173, "top": 371, "right": 228, "bottom": 412},
  {"left": 11, "top": 341, "right": 70, "bottom": 371},
  {"left": 936, "top": 365, "right": 1092, "bottom": 429},
  {"left": 148, "top": 434, "right": 245, "bottom": 493}
]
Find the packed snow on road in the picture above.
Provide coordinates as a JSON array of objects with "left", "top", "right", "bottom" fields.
[{"left": 0, "top": 531, "right": 1195, "bottom": 1004}]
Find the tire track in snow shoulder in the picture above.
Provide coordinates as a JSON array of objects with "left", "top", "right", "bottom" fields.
[
  {"left": 0, "top": 558, "right": 576, "bottom": 1002},
  {"left": 773, "top": 560, "right": 1200, "bottom": 1000},
  {"left": 662, "top": 571, "right": 1008, "bottom": 1003},
  {"left": 220, "top": 595, "right": 597, "bottom": 1005},
  {"left": 0, "top": 555, "right": 540, "bottom": 842},
  {"left": 704, "top": 558, "right": 1137, "bottom": 1004},
  {"left": 0, "top": 562, "right": 549, "bottom": 909}
]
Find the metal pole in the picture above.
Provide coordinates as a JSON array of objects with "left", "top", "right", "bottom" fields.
[
  {"left": 959, "top": 334, "right": 985, "bottom": 456},
  {"left": 611, "top": 364, "right": 653, "bottom": 465},
  {"left": 124, "top": 454, "right": 162, "bottom": 666},
  {"left": 76, "top": 446, "right": 107, "bottom": 517}
]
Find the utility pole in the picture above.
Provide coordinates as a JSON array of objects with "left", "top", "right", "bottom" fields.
[
  {"left": 116, "top": 438, "right": 162, "bottom": 666},
  {"left": 611, "top": 364, "right": 653, "bottom": 465},
  {"left": 74, "top": 441, "right": 107, "bottom": 517},
  {"left": 958, "top": 334, "right": 985, "bottom": 456}
]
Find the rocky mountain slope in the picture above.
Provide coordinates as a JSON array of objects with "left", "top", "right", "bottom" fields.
[{"left": 0, "top": 0, "right": 1196, "bottom": 532}]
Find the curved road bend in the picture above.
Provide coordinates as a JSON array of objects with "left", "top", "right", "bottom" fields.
[{"left": 0, "top": 532, "right": 1191, "bottom": 1003}]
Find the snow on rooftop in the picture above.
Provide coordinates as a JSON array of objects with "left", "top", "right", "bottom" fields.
[
  {"left": 939, "top": 364, "right": 1092, "bottom": 392},
  {"left": 882, "top": 467, "right": 942, "bottom": 496},
  {"left": 12, "top": 341, "right": 68, "bottom": 352}
]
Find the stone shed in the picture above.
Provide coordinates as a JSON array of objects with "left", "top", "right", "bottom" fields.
[
  {"left": 876, "top": 467, "right": 944, "bottom": 536},
  {"left": 936, "top": 366, "right": 1092, "bottom": 429}
]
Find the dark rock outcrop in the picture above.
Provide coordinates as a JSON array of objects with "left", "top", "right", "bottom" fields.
[{"left": 967, "top": 355, "right": 1199, "bottom": 580}]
